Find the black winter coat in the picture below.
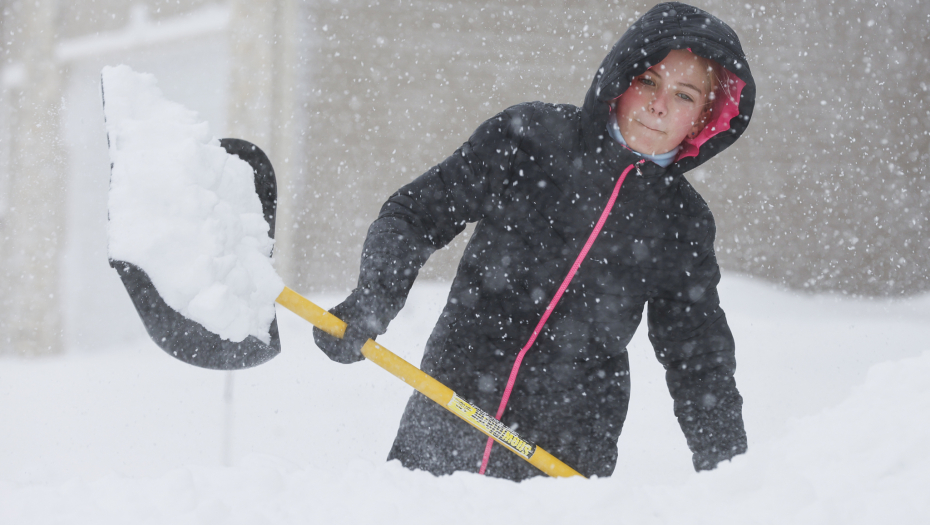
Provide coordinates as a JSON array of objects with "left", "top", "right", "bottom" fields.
[{"left": 338, "top": 2, "right": 755, "bottom": 480}]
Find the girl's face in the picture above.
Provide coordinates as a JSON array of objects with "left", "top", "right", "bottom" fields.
[{"left": 615, "top": 49, "right": 712, "bottom": 155}]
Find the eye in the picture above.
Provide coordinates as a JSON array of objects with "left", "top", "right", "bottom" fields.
[
  {"left": 677, "top": 92, "right": 694, "bottom": 102},
  {"left": 638, "top": 76, "right": 656, "bottom": 87}
]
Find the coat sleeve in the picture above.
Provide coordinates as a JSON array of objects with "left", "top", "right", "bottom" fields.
[
  {"left": 646, "top": 213, "right": 747, "bottom": 471},
  {"left": 337, "top": 108, "right": 524, "bottom": 335}
]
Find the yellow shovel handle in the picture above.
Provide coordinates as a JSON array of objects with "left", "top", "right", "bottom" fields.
[{"left": 274, "top": 286, "right": 584, "bottom": 479}]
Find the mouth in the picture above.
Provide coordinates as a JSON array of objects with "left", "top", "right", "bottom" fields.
[{"left": 635, "top": 120, "right": 665, "bottom": 134}]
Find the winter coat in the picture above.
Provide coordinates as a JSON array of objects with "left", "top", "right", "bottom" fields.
[{"left": 339, "top": 2, "right": 756, "bottom": 480}]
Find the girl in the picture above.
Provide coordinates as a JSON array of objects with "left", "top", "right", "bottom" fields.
[{"left": 315, "top": 2, "right": 754, "bottom": 480}]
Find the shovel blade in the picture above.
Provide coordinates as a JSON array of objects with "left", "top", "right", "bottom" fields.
[{"left": 110, "top": 139, "right": 281, "bottom": 370}]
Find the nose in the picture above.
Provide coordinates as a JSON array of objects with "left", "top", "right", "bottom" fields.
[{"left": 649, "top": 92, "right": 668, "bottom": 117}]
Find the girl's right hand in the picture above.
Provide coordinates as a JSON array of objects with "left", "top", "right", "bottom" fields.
[{"left": 311, "top": 300, "right": 377, "bottom": 364}]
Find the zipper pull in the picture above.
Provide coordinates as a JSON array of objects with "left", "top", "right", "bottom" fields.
[{"left": 635, "top": 159, "right": 645, "bottom": 177}]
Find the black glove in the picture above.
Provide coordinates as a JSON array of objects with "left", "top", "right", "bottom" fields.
[
  {"left": 692, "top": 441, "right": 747, "bottom": 471},
  {"left": 312, "top": 299, "right": 380, "bottom": 364}
]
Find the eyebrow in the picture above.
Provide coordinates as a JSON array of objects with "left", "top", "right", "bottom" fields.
[{"left": 644, "top": 69, "right": 705, "bottom": 96}]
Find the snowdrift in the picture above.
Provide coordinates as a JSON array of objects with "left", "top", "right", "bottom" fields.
[{"left": 1, "top": 277, "right": 928, "bottom": 523}]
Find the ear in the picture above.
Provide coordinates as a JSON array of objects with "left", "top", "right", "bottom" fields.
[
  {"left": 689, "top": 119, "right": 705, "bottom": 138},
  {"left": 690, "top": 107, "right": 713, "bottom": 137}
]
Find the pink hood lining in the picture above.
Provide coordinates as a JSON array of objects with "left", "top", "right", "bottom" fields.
[{"left": 677, "top": 67, "right": 746, "bottom": 161}]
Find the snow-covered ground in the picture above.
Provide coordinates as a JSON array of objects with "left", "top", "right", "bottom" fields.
[{"left": 1, "top": 275, "right": 928, "bottom": 524}]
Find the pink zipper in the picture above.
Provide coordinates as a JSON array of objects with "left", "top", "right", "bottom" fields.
[{"left": 479, "top": 160, "right": 641, "bottom": 475}]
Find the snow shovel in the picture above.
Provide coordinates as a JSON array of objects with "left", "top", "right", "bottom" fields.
[{"left": 108, "top": 136, "right": 583, "bottom": 478}]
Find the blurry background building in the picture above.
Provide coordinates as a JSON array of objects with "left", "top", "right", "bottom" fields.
[{"left": 0, "top": 0, "right": 927, "bottom": 355}]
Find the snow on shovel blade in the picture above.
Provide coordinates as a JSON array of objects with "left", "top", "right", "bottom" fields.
[{"left": 110, "top": 139, "right": 281, "bottom": 370}]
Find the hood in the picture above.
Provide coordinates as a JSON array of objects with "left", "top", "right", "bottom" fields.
[{"left": 583, "top": 2, "right": 756, "bottom": 174}]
